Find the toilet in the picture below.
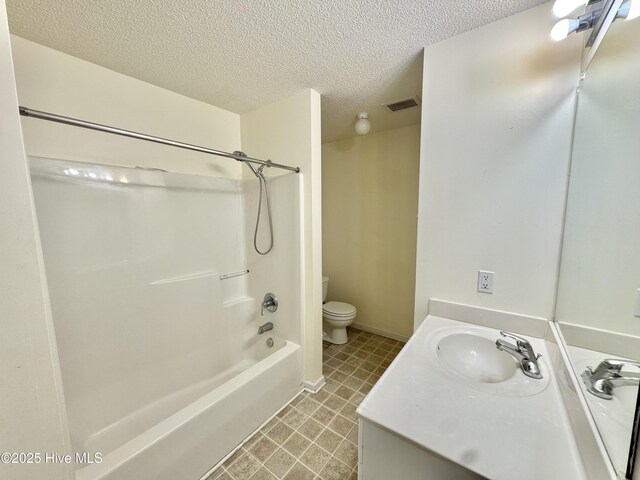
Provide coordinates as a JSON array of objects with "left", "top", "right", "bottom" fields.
[{"left": 322, "top": 276, "right": 357, "bottom": 344}]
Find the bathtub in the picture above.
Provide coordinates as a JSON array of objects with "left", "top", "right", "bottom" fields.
[{"left": 75, "top": 336, "right": 302, "bottom": 480}]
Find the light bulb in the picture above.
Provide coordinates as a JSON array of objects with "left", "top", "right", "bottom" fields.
[
  {"left": 552, "top": 0, "right": 588, "bottom": 18},
  {"left": 355, "top": 113, "right": 371, "bottom": 135},
  {"left": 551, "top": 18, "right": 580, "bottom": 41},
  {"left": 617, "top": 0, "right": 640, "bottom": 20}
]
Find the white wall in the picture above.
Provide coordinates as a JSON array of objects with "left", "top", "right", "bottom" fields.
[
  {"left": 11, "top": 35, "right": 242, "bottom": 178},
  {"left": 241, "top": 89, "right": 324, "bottom": 387},
  {"left": 556, "top": 18, "right": 640, "bottom": 339},
  {"left": 0, "top": 3, "right": 70, "bottom": 479},
  {"left": 414, "top": 4, "right": 582, "bottom": 329},
  {"left": 323, "top": 125, "right": 420, "bottom": 340}
]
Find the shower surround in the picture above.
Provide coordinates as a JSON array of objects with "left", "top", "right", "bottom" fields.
[{"left": 29, "top": 157, "right": 303, "bottom": 479}]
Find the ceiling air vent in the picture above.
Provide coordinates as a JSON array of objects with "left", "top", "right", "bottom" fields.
[{"left": 383, "top": 96, "right": 421, "bottom": 112}]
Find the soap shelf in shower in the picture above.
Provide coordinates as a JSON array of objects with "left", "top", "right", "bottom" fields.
[{"left": 220, "top": 269, "right": 250, "bottom": 280}]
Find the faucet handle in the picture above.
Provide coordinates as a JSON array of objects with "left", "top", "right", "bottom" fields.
[
  {"left": 499, "top": 331, "right": 535, "bottom": 356},
  {"left": 596, "top": 359, "right": 640, "bottom": 374},
  {"left": 500, "top": 331, "right": 530, "bottom": 347}
]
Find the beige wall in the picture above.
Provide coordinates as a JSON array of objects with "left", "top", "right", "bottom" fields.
[
  {"left": 0, "top": 3, "right": 71, "bottom": 478},
  {"left": 241, "top": 89, "right": 324, "bottom": 388},
  {"left": 322, "top": 124, "right": 420, "bottom": 340},
  {"left": 11, "top": 35, "right": 242, "bottom": 178},
  {"left": 414, "top": 4, "right": 582, "bottom": 329}
]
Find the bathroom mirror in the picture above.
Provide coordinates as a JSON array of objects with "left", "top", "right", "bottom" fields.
[{"left": 555, "top": 12, "right": 640, "bottom": 478}]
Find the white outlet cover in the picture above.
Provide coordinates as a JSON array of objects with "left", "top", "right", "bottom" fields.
[{"left": 477, "top": 270, "right": 494, "bottom": 294}]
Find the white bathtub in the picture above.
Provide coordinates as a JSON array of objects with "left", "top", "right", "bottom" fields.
[{"left": 75, "top": 336, "right": 302, "bottom": 480}]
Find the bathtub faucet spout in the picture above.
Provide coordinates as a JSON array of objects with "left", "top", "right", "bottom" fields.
[{"left": 258, "top": 322, "right": 273, "bottom": 334}]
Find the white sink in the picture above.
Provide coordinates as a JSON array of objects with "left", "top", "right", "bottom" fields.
[
  {"left": 437, "top": 333, "right": 517, "bottom": 383},
  {"left": 425, "top": 325, "right": 550, "bottom": 397}
]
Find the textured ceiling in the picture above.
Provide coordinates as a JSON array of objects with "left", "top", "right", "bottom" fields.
[{"left": 6, "top": 0, "right": 547, "bottom": 142}]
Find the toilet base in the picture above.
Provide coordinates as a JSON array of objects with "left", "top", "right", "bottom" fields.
[{"left": 323, "top": 325, "right": 349, "bottom": 345}]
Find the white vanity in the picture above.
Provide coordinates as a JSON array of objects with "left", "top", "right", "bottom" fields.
[{"left": 357, "top": 301, "right": 615, "bottom": 480}]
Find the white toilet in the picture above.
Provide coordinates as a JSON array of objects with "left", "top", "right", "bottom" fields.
[{"left": 322, "top": 276, "right": 357, "bottom": 344}]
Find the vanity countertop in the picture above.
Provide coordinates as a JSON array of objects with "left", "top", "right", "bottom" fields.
[{"left": 357, "top": 315, "right": 587, "bottom": 480}]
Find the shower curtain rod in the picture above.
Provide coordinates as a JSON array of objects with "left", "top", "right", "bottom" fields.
[{"left": 18, "top": 107, "right": 301, "bottom": 174}]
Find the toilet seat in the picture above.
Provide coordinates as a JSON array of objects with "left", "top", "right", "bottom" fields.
[{"left": 322, "top": 301, "right": 357, "bottom": 318}]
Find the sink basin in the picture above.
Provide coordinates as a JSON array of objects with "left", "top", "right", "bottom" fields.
[
  {"left": 425, "top": 325, "right": 550, "bottom": 397},
  {"left": 437, "top": 333, "right": 517, "bottom": 383}
]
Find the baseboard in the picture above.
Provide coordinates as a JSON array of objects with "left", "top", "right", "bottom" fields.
[
  {"left": 303, "top": 375, "right": 326, "bottom": 393},
  {"left": 350, "top": 322, "right": 410, "bottom": 342}
]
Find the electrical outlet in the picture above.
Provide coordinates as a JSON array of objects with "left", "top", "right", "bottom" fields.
[{"left": 477, "top": 270, "right": 494, "bottom": 294}]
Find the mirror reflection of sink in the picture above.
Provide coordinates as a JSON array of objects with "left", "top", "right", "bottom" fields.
[
  {"left": 425, "top": 326, "right": 550, "bottom": 397},
  {"left": 436, "top": 333, "right": 517, "bottom": 383}
]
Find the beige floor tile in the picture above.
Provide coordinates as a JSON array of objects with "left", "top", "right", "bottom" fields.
[
  {"left": 282, "top": 432, "right": 311, "bottom": 457},
  {"left": 309, "top": 388, "right": 330, "bottom": 404},
  {"left": 328, "top": 370, "right": 349, "bottom": 383},
  {"left": 315, "top": 429, "right": 342, "bottom": 454},
  {"left": 311, "top": 405, "right": 336, "bottom": 424},
  {"left": 349, "top": 391, "right": 366, "bottom": 405},
  {"left": 249, "top": 467, "right": 278, "bottom": 480},
  {"left": 336, "top": 362, "right": 354, "bottom": 374},
  {"left": 282, "top": 408, "right": 309, "bottom": 430},
  {"left": 328, "top": 415, "right": 355, "bottom": 437},
  {"left": 226, "top": 453, "right": 261, "bottom": 480},
  {"left": 297, "top": 418, "right": 324, "bottom": 441},
  {"left": 277, "top": 405, "right": 294, "bottom": 419},
  {"left": 344, "top": 356, "right": 363, "bottom": 368},
  {"left": 266, "top": 421, "right": 295, "bottom": 445},
  {"left": 264, "top": 448, "right": 296, "bottom": 479},
  {"left": 318, "top": 456, "right": 352, "bottom": 480},
  {"left": 359, "top": 361, "right": 378, "bottom": 373},
  {"left": 334, "top": 439, "right": 358, "bottom": 469},
  {"left": 346, "top": 425, "right": 358, "bottom": 445},
  {"left": 299, "top": 443, "right": 331, "bottom": 474},
  {"left": 323, "top": 394, "right": 347, "bottom": 413},
  {"left": 351, "top": 368, "right": 371, "bottom": 381},
  {"left": 261, "top": 417, "right": 281, "bottom": 433},
  {"left": 223, "top": 448, "right": 245, "bottom": 469},
  {"left": 296, "top": 396, "right": 321, "bottom": 415},
  {"left": 323, "top": 378, "right": 340, "bottom": 393},
  {"left": 282, "top": 462, "right": 316, "bottom": 480},
  {"left": 205, "top": 467, "right": 227, "bottom": 480},
  {"left": 342, "top": 376, "right": 364, "bottom": 391},
  {"left": 333, "top": 385, "right": 356, "bottom": 401},
  {"left": 249, "top": 436, "right": 279, "bottom": 463},
  {"left": 338, "top": 403, "right": 357, "bottom": 422},
  {"left": 244, "top": 433, "right": 264, "bottom": 450}
]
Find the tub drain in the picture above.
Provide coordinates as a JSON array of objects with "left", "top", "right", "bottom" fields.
[{"left": 266, "top": 337, "right": 274, "bottom": 348}]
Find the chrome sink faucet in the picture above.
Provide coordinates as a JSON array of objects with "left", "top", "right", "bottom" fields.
[
  {"left": 581, "top": 359, "right": 640, "bottom": 400},
  {"left": 495, "top": 331, "right": 543, "bottom": 379}
]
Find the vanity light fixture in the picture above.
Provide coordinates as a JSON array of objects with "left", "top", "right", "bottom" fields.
[
  {"left": 553, "top": 0, "right": 590, "bottom": 17},
  {"left": 550, "top": 8, "right": 601, "bottom": 41},
  {"left": 617, "top": 0, "right": 640, "bottom": 20},
  {"left": 355, "top": 112, "right": 371, "bottom": 135}
]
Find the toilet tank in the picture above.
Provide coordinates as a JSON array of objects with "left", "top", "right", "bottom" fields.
[{"left": 322, "top": 276, "right": 329, "bottom": 302}]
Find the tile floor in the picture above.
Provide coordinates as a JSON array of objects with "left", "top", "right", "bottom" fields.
[{"left": 206, "top": 328, "right": 404, "bottom": 480}]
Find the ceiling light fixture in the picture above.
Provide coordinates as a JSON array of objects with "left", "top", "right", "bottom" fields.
[{"left": 355, "top": 112, "right": 371, "bottom": 135}]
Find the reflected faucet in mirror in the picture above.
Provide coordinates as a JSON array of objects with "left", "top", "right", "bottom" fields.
[{"left": 582, "top": 359, "right": 640, "bottom": 400}]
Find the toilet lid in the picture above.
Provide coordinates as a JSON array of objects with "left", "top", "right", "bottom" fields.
[{"left": 323, "top": 301, "right": 356, "bottom": 316}]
